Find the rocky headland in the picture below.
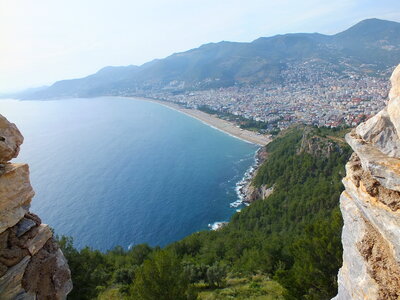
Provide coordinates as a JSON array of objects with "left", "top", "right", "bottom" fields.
[
  {"left": 334, "top": 64, "right": 400, "bottom": 299},
  {"left": 243, "top": 125, "right": 348, "bottom": 203},
  {"left": 240, "top": 147, "right": 271, "bottom": 203},
  {"left": 0, "top": 115, "right": 72, "bottom": 299}
]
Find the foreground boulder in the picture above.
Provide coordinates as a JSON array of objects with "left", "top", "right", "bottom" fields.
[
  {"left": 0, "top": 115, "right": 23, "bottom": 163},
  {"left": 334, "top": 64, "right": 400, "bottom": 299},
  {"left": 0, "top": 115, "right": 72, "bottom": 299}
]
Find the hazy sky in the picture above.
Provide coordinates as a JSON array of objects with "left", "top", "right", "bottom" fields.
[{"left": 1, "top": 0, "right": 400, "bottom": 93}]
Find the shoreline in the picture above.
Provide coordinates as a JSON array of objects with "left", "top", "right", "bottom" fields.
[
  {"left": 233, "top": 147, "right": 268, "bottom": 205},
  {"left": 8, "top": 96, "right": 272, "bottom": 233},
  {"left": 126, "top": 96, "right": 272, "bottom": 146},
  {"left": 208, "top": 147, "right": 269, "bottom": 231},
  {"left": 124, "top": 96, "right": 272, "bottom": 231}
]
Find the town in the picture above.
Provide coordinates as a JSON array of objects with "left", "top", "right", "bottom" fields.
[{"left": 138, "top": 62, "right": 393, "bottom": 132}]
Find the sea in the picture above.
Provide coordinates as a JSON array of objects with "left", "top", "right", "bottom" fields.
[{"left": 0, "top": 97, "right": 258, "bottom": 251}]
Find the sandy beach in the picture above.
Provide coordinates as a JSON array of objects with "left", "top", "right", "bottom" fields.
[{"left": 129, "top": 97, "right": 272, "bottom": 146}]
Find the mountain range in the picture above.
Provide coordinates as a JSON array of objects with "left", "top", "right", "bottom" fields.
[{"left": 21, "top": 18, "right": 400, "bottom": 99}]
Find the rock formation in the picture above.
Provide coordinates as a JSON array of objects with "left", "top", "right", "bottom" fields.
[
  {"left": 334, "top": 64, "right": 400, "bottom": 299},
  {"left": 0, "top": 115, "right": 72, "bottom": 299},
  {"left": 298, "top": 126, "right": 344, "bottom": 157}
]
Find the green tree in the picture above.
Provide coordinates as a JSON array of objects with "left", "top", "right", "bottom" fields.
[
  {"left": 206, "top": 263, "right": 227, "bottom": 288},
  {"left": 128, "top": 244, "right": 153, "bottom": 265},
  {"left": 130, "top": 250, "right": 192, "bottom": 300},
  {"left": 114, "top": 266, "right": 136, "bottom": 285},
  {"left": 58, "top": 237, "right": 112, "bottom": 300}
]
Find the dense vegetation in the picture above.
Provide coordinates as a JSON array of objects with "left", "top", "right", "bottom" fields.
[{"left": 59, "top": 126, "right": 351, "bottom": 299}]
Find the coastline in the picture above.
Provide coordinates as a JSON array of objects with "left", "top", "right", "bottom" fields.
[
  {"left": 234, "top": 147, "right": 268, "bottom": 204},
  {"left": 124, "top": 96, "right": 272, "bottom": 231},
  {"left": 126, "top": 96, "right": 272, "bottom": 146},
  {"left": 208, "top": 147, "right": 268, "bottom": 231},
  {"left": 124, "top": 96, "right": 273, "bottom": 231}
]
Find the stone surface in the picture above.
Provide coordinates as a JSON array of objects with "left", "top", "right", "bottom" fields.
[
  {"left": 335, "top": 64, "right": 400, "bottom": 299},
  {"left": 335, "top": 156, "right": 400, "bottom": 299},
  {"left": 388, "top": 64, "right": 400, "bottom": 138},
  {"left": 245, "top": 184, "right": 274, "bottom": 202},
  {"left": 16, "top": 218, "right": 36, "bottom": 238},
  {"left": 0, "top": 256, "right": 31, "bottom": 300},
  {"left": 22, "top": 239, "right": 73, "bottom": 300},
  {"left": 387, "top": 96, "right": 400, "bottom": 139},
  {"left": 389, "top": 64, "right": 400, "bottom": 100},
  {"left": 54, "top": 249, "right": 73, "bottom": 299},
  {"left": 343, "top": 162, "right": 400, "bottom": 265},
  {"left": 346, "top": 131, "right": 400, "bottom": 192},
  {"left": 25, "top": 224, "right": 52, "bottom": 256},
  {"left": 299, "top": 127, "right": 343, "bottom": 157},
  {"left": 0, "top": 114, "right": 72, "bottom": 299},
  {"left": 356, "top": 108, "right": 400, "bottom": 157},
  {"left": 0, "top": 164, "right": 34, "bottom": 234},
  {"left": 0, "top": 115, "right": 23, "bottom": 163},
  {"left": 334, "top": 192, "right": 379, "bottom": 300}
]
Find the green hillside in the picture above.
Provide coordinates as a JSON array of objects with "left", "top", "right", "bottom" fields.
[{"left": 59, "top": 126, "right": 351, "bottom": 299}]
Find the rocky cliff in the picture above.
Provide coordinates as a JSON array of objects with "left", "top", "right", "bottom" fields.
[
  {"left": 334, "top": 65, "right": 400, "bottom": 299},
  {"left": 0, "top": 115, "right": 72, "bottom": 299}
]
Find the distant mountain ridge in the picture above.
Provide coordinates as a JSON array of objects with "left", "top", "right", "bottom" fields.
[{"left": 22, "top": 18, "right": 400, "bottom": 99}]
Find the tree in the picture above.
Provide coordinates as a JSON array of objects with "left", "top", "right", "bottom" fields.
[
  {"left": 206, "top": 263, "right": 227, "bottom": 288},
  {"left": 128, "top": 244, "right": 153, "bottom": 265},
  {"left": 114, "top": 266, "right": 136, "bottom": 285},
  {"left": 130, "top": 250, "right": 193, "bottom": 300}
]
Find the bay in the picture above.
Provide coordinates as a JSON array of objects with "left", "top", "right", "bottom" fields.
[{"left": 0, "top": 97, "right": 257, "bottom": 251}]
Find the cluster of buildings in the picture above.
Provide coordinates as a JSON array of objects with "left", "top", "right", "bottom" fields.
[{"left": 133, "top": 62, "right": 394, "bottom": 131}]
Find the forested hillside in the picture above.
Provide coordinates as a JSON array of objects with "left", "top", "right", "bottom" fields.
[{"left": 59, "top": 126, "right": 351, "bottom": 299}]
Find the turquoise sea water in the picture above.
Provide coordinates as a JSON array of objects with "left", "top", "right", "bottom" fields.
[{"left": 0, "top": 97, "right": 257, "bottom": 251}]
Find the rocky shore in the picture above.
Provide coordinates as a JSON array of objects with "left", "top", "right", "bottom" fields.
[
  {"left": 235, "top": 147, "right": 270, "bottom": 205},
  {"left": 207, "top": 147, "right": 270, "bottom": 231}
]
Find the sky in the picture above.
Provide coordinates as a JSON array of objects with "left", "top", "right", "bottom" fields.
[{"left": 1, "top": 0, "right": 400, "bottom": 93}]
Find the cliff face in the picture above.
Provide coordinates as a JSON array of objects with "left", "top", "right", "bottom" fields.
[
  {"left": 334, "top": 65, "right": 400, "bottom": 299},
  {"left": 0, "top": 115, "right": 72, "bottom": 299}
]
